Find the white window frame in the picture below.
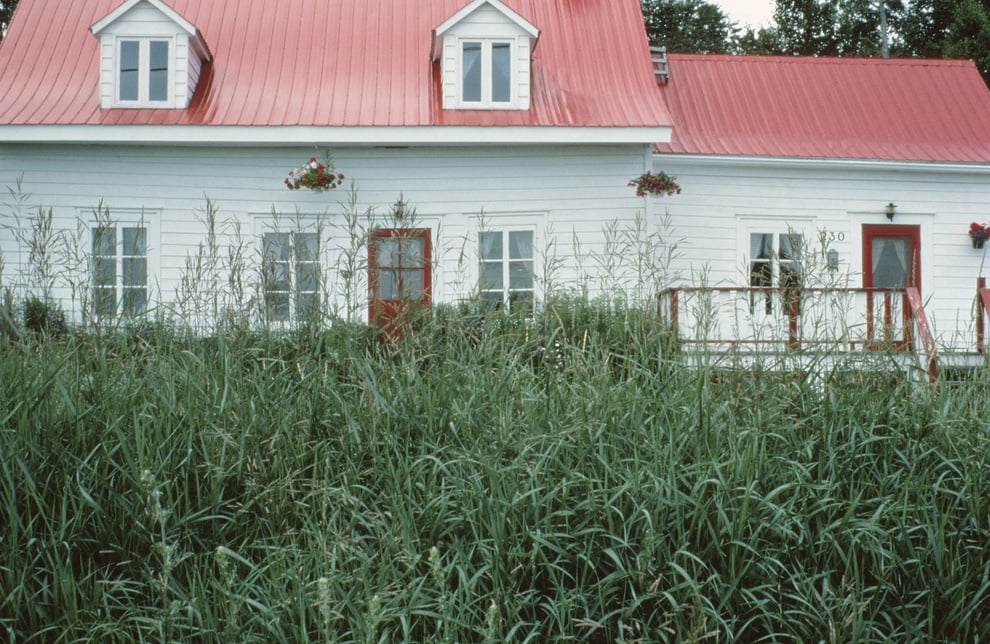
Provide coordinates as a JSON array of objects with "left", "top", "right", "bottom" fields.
[
  {"left": 456, "top": 38, "right": 516, "bottom": 109},
  {"left": 256, "top": 220, "right": 324, "bottom": 324},
  {"left": 114, "top": 37, "right": 174, "bottom": 107},
  {"left": 738, "top": 218, "right": 813, "bottom": 316},
  {"left": 87, "top": 211, "right": 158, "bottom": 319},
  {"left": 471, "top": 213, "right": 542, "bottom": 311}
]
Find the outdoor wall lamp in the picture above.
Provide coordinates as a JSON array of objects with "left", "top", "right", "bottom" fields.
[
  {"left": 826, "top": 248, "right": 839, "bottom": 271},
  {"left": 884, "top": 202, "right": 897, "bottom": 221}
]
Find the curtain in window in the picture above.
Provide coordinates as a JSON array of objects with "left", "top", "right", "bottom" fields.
[
  {"left": 508, "top": 231, "right": 533, "bottom": 291},
  {"left": 872, "top": 237, "right": 908, "bottom": 288},
  {"left": 492, "top": 43, "right": 511, "bottom": 102},
  {"left": 462, "top": 42, "right": 482, "bottom": 102}
]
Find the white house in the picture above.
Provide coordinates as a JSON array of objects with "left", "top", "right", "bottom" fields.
[
  {"left": 3, "top": 0, "right": 990, "bottom": 371},
  {"left": 0, "top": 0, "right": 672, "bottom": 332},
  {"left": 651, "top": 54, "right": 990, "bottom": 364}
]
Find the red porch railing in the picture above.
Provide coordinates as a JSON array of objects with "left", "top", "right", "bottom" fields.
[
  {"left": 658, "top": 286, "right": 938, "bottom": 381},
  {"left": 976, "top": 278, "right": 990, "bottom": 355}
]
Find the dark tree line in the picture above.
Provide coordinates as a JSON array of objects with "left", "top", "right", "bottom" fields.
[
  {"left": 0, "top": 1, "right": 14, "bottom": 39},
  {"left": 642, "top": 0, "right": 990, "bottom": 82}
]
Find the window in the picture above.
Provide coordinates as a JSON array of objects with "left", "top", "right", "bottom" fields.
[
  {"left": 479, "top": 230, "right": 534, "bottom": 311},
  {"left": 92, "top": 225, "right": 148, "bottom": 317},
  {"left": 368, "top": 229, "right": 432, "bottom": 327},
  {"left": 461, "top": 40, "right": 513, "bottom": 106},
  {"left": 262, "top": 232, "right": 320, "bottom": 322},
  {"left": 749, "top": 231, "right": 802, "bottom": 314},
  {"left": 117, "top": 39, "right": 171, "bottom": 104}
]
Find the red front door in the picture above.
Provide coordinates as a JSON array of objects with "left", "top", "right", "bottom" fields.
[
  {"left": 862, "top": 224, "right": 921, "bottom": 346},
  {"left": 369, "top": 228, "right": 431, "bottom": 334}
]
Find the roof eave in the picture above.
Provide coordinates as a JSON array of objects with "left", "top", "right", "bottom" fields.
[
  {"left": 652, "top": 151, "right": 990, "bottom": 173},
  {"left": 0, "top": 124, "right": 673, "bottom": 146}
]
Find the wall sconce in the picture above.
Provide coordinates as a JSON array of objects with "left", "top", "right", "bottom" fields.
[
  {"left": 884, "top": 202, "right": 896, "bottom": 221},
  {"left": 826, "top": 248, "right": 839, "bottom": 271}
]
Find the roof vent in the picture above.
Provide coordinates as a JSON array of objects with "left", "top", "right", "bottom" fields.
[{"left": 651, "top": 46, "right": 669, "bottom": 83}]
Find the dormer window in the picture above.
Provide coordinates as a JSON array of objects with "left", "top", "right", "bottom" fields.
[
  {"left": 462, "top": 40, "right": 513, "bottom": 105},
  {"left": 433, "top": 0, "right": 539, "bottom": 111},
  {"left": 91, "top": 0, "right": 212, "bottom": 110},
  {"left": 118, "top": 39, "right": 171, "bottom": 104}
]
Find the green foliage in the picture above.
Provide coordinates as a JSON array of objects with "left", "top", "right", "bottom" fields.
[
  {"left": 642, "top": 0, "right": 738, "bottom": 53},
  {"left": 2, "top": 300, "right": 990, "bottom": 640},
  {"left": 21, "top": 295, "right": 66, "bottom": 337},
  {"left": 0, "top": 1, "right": 15, "bottom": 40}
]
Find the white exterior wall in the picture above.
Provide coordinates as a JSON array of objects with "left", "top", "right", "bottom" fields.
[
  {"left": 654, "top": 154, "right": 990, "bottom": 352},
  {"left": 0, "top": 142, "right": 656, "bottom": 329}
]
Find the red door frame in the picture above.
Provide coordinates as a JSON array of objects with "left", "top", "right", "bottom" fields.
[
  {"left": 368, "top": 228, "right": 432, "bottom": 330},
  {"left": 862, "top": 224, "right": 921, "bottom": 346}
]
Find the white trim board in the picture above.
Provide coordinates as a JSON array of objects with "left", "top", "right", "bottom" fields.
[{"left": 0, "top": 125, "right": 673, "bottom": 146}]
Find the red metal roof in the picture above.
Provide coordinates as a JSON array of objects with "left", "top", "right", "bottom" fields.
[
  {"left": 655, "top": 54, "right": 990, "bottom": 163},
  {"left": 0, "top": 0, "right": 671, "bottom": 131}
]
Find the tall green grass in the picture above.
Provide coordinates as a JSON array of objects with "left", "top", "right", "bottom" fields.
[{"left": 2, "top": 297, "right": 989, "bottom": 642}]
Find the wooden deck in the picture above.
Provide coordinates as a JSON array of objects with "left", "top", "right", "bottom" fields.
[{"left": 658, "top": 286, "right": 943, "bottom": 382}]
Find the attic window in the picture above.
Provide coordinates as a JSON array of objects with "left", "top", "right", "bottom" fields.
[
  {"left": 433, "top": 0, "right": 538, "bottom": 111},
  {"left": 116, "top": 38, "right": 172, "bottom": 105},
  {"left": 462, "top": 40, "right": 513, "bottom": 105}
]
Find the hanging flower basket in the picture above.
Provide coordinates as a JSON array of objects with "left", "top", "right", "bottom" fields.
[
  {"left": 628, "top": 171, "right": 681, "bottom": 197},
  {"left": 285, "top": 155, "right": 345, "bottom": 192},
  {"left": 969, "top": 222, "right": 989, "bottom": 249}
]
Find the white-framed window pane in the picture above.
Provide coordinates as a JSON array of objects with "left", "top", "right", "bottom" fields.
[
  {"left": 263, "top": 233, "right": 290, "bottom": 321},
  {"left": 119, "top": 40, "right": 139, "bottom": 101},
  {"left": 296, "top": 292, "right": 319, "bottom": 317},
  {"left": 93, "top": 226, "right": 117, "bottom": 258},
  {"left": 296, "top": 261, "right": 319, "bottom": 293},
  {"left": 264, "top": 232, "right": 291, "bottom": 262},
  {"left": 122, "top": 288, "right": 146, "bottom": 316},
  {"left": 463, "top": 42, "right": 482, "bottom": 102},
  {"left": 779, "top": 233, "right": 800, "bottom": 261},
  {"left": 93, "top": 224, "right": 148, "bottom": 317},
  {"left": 478, "top": 229, "right": 534, "bottom": 310},
  {"left": 122, "top": 257, "right": 146, "bottom": 288},
  {"left": 509, "top": 260, "right": 534, "bottom": 290},
  {"left": 508, "top": 230, "right": 532, "bottom": 260},
  {"left": 93, "top": 226, "right": 117, "bottom": 316},
  {"left": 94, "top": 285, "right": 117, "bottom": 317},
  {"left": 148, "top": 41, "right": 169, "bottom": 101},
  {"left": 123, "top": 227, "right": 146, "bottom": 256},
  {"left": 296, "top": 232, "right": 319, "bottom": 262},
  {"left": 479, "top": 231, "right": 502, "bottom": 260},
  {"left": 266, "top": 292, "right": 290, "bottom": 320},
  {"left": 492, "top": 43, "right": 511, "bottom": 102},
  {"left": 480, "top": 262, "right": 503, "bottom": 291}
]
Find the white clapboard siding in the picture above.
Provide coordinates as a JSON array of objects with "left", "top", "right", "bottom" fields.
[
  {"left": 655, "top": 154, "right": 990, "bottom": 352},
  {"left": 0, "top": 143, "right": 655, "bottom": 326}
]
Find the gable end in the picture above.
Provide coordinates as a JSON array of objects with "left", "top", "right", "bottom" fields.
[
  {"left": 433, "top": 0, "right": 539, "bottom": 111},
  {"left": 91, "top": 0, "right": 211, "bottom": 109}
]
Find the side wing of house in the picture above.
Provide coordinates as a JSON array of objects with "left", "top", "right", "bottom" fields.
[{"left": 653, "top": 54, "right": 990, "bottom": 355}]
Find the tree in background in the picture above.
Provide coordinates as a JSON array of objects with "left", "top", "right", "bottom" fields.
[
  {"left": 760, "top": 0, "right": 906, "bottom": 56},
  {"left": 1, "top": 1, "right": 16, "bottom": 40},
  {"left": 641, "top": 0, "right": 737, "bottom": 53},
  {"left": 899, "top": 0, "right": 990, "bottom": 78}
]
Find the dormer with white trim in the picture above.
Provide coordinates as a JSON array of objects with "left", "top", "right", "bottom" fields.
[
  {"left": 91, "top": 0, "right": 212, "bottom": 109},
  {"left": 432, "top": 0, "right": 539, "bottom": 110}
]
